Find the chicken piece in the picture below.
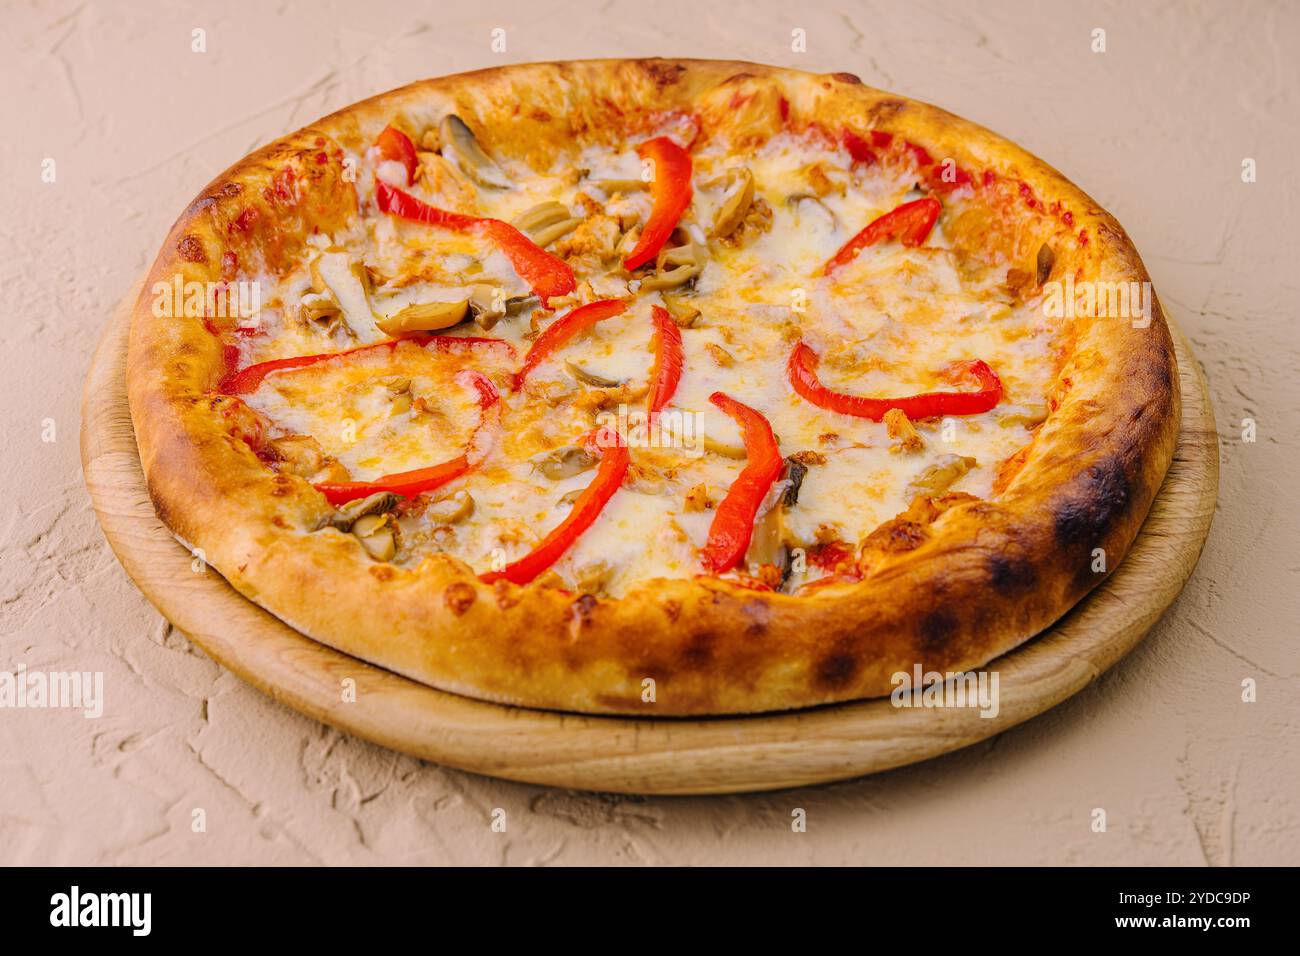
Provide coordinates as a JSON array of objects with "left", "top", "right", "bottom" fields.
[{"left": 883, "top": 408, "right": 925, "bottom": 453}]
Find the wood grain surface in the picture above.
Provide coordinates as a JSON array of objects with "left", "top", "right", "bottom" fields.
[{"left": 81, "top": 288, "right": 1218, "bottom": 794}]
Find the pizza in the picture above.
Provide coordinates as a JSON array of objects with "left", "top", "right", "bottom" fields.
[{"left": 128, "top": 59, "right": 1178, "bottom": 715}]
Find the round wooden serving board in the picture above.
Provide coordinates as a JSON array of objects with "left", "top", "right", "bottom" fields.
[{"left": 82, "top": 288, "right": 1217, "bottom": 794}]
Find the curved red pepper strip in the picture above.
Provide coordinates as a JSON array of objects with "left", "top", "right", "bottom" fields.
[
  {"left": 314, "top": 370, "right": 500, "bottom": 506},
  {"left": 841, "top": 130, "right": 877, "bottom": 166},
  {"left": 699, "top": 392, "right": 784, "bottom": 574},
  {"left": 821, "top": 197, "right": 941, "bottom": 275},
  {"left": 480, "top": 428, "right": 630, "bottom": 586},
  {"left": 374, "top": 125, "right": 419, "bottom": 186},
  {"left": 318, "top": 456, "right": 471, "bottom": 507},
  {"left": 219, "top": 334, "right": 513, "bottom": 395},
  {"left": 622, "top": 137, "right": 694, "bottom": 272},
  {"left": 787, "top": 342, "right": 1003, "bottom": 421},
  {"left": 514, "top": 298, "right": 628, "bottom": 388},
  {"left": 647, "top": 305, "right": 683, "bottom": 421},
  {"left": 375, "top": 181, "right": 575, "bottom": 306}
]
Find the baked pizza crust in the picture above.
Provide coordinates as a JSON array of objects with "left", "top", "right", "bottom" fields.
[{"left": 128, "top": 59, "right": 1178, "bottom": 715}]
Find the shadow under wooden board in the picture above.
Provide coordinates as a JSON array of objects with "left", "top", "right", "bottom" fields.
[{"left": 82, "top": 287, "right": 1218, "bottom": 795}]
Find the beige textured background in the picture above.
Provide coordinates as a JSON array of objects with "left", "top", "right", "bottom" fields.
[{"left": 1, "top": 0, "right": 1296, "bottom": 865}]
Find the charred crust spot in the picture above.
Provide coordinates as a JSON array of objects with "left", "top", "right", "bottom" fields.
[
  {"left": 642, "top": 61, "right": 686, "bottom": 88},
  {"left": 1053, "top": 456, "right": 1131, "bottom": 549},
  {"left": 177, "top": 234, "right": 207, "bottom": 263},
  {"left": 832, "top": 71, "right": 862, "bottom": 85},
  {"left": 815, "top": 650, "right": 859, "bottom": 690},
  {"left": 369, "top": 565, "right": 395, "bottom": 582},
  {"left": 219, "top": 182, "right": 243, "bottom": 198},
  {"left": 867, "top": 99, "right": 906, "bottom": 124},
  {"left": 269, "top": 475, "right": 294, "bottom": 497},
  {"left": 529, "top": 108, "right": 552, "bottom": 123},
  {"left": 493, "top": 580, "right": 519, "bottom": 609},
  {"left": 919, "top": 608, "right": 959, "bottom": 655},
  {"left": 989, "top": 553, "right": 1036, "bottom": 594},
  {"left": 722, "top": 71, "right": 758, "bottom": 86},
  {"left": 271, "top": 515, "right": 288, "bottom": 528},
  {"left": 741, "top": 598, "right": 770, "bottom": 636},
  {"left": 147, "top": 485, "right": 173, "bottom": 529},
  {"left": 662, "top": 599, "right": 682, "bottom": 622},
  {"left": 864, "top": 518, "right": 928, "bottom": 553},
  {"left": 1157, "top": 355, "right": 1173, "bottom": 390},
  {"left": 443, "top": 581, "right": 476, "bottom": 616},
  {"left": 570, "top": 593, "right": 598, "bottom": 623},
  {"left": 682, "top": 630, "right": 714, "bottom": 667}
]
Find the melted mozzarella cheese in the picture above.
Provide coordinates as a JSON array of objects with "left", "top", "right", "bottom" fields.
[{"left": 235, "top": 123, "right": 1060, "bottom": 596}]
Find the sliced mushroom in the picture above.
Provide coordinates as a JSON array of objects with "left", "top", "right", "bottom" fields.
[
  {"left": 660, "top": 293, "right": 701, "bottom": 328},
  {"left": 466, "top": 284, "right": 506, "bottom": 330},
  {"left": 440, "top": 114, "right": 511, "bottom": 189},
  {"left": 531, "top": 444, "right": 599, "bottom": 481},
  {"left": 786, "top": 194, "right": 838, "bottom": 229},
  {"left": 565, "top": 360, "right": 625, "bottom": 389},
  {"left": 351, "top": 513, "right": 397, "bottom": 560},
  {"left": 310, "top": 251, "right": 386, "bottom": 344},
  {"left": 1036, "top": 243, "right": 1056, "bottom": 286},
  {"left": 512, "top": 201, "right": 571, "bottom": 233},
  {"left": 782, "top": 457, "right": 809, "bottom": 507},
  {"left": 329, "top": 492, "right": 401, "bottom": 531},
  {"left": 996, "top": 404, "right": 1049, "bottom": 428},
  {"left": 300, "top": 293, "right": 342, "bottom": 326},
  {"left": 906, "top": 454, "right": 977, "bottom": 499},
  {"left": 533, "top": 217, "right": 584, "bottom": 248},
  {"left": 382, "top": 377, "right": 413, "bottom": 415},
  {"left": 745, "top": 483, "right": 794, "bottom": 587},
  {"left": 639, "top": 264, "right": 699, "bottom": 291},
  {"left": 512, "top": 203, "right": 584, "bottom": 247},
  {"left": 573, "top": 560, "right": 613, "bottom": 594},
  {"left": 375, "top": 299, "right": 470, "bottom": 335},
  {"left": 711, "top": 167, "right": 755, "bottom": 238},
  {"left": 659, "top": 238, "right": 702, "bottom": 269},
  {"left": 614, "top": 225, "right": 643, "bottom": 260},
  {"left": 640, "top": 239, "right": 704, "bottom": 290},
  {"left": 702, "top": 435, "right": 747, "bottom": 459},
  {"left": 426, "top": 490, "right": 474, "bottom": 525},
  {"left": 506, "top": 294, "right": 538, "bottom": 316},
  {"left": 589, "top": 178, "right": 649, "bottom": 193}
]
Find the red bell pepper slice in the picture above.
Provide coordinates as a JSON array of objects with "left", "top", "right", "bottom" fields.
[
  {"left": 699, "top": 393, "right": 784, "bottom": 574},
  {"left": 787, "top": 342, "right": 1003, "bottom": 421},
  {"left": 842, "top": 129, "right": 877, "bottom": 166},
  {"left": 514, "top": 298, "right": 628, "bottom": 388},
  {"left": 480, "top": 428, "right": 630, "bottom": 586},
  {"left": 374, "top": 181, "right": 576, "bottom": 306},
  {"left": 374, "top": 125, "right": 419, "bottom": 187},
  {"left": 621, "top": 137, "right": 694, "bottom": 272},
  {"left": 219, "top": 334, "right": 513, "bottom": 395},
  {"left": 314, "top": 369, "right": 500, "bottom": 506},
  {"left": 821, "top": 197, "right": 941, "bottom": 275},
  {"left": 646, "top": 305, "right": 683, "bottom": 420}
]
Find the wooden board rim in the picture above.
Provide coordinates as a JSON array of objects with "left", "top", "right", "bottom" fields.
[{"left": 81, "top": 286, "right": 1218, "bottom": 794}]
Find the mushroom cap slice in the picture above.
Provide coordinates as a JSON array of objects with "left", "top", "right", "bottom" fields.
[
  {"left": 440, "top": 114, "right": 512, "bottom": 189},
  {"left": 374, "top": 298, "right": 470, "bottom": 335}
]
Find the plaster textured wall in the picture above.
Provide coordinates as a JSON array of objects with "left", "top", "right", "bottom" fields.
[{"left": 0, "top": 0, "right": 1296, "bottom": 865}]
